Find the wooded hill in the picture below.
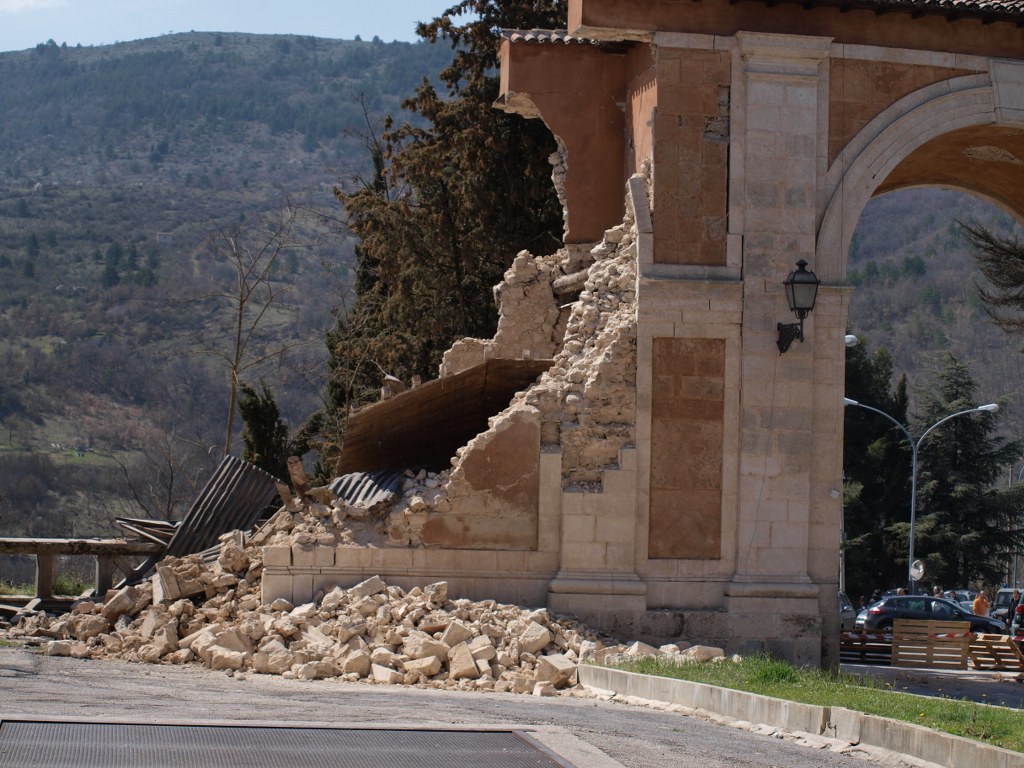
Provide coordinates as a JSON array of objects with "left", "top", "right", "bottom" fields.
[
  {"left": 849, "top": 188, "right": 1024, "bottom": 440},
  {"left": 0, "top": 32, "right": 451, "bottom": 551}
]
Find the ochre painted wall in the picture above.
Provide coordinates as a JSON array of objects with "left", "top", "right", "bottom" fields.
[
  {"left": 649, "top": 337, "right": 725, "bottom": 559},
  {"left": 652, "top": 47, "right": 731, "bottom": 266}
]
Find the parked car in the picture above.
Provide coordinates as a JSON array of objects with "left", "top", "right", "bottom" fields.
[
  {"left": 991, "top": 587, "right": 1021, "bottom": 622},
  {"left": 946, "top": 589, "right": 976, "bottom": 613},
  {"left": 855, "top": 595, "right": 1007, "bottom": 634},
  {"left": 839, "top": 591, "right": 857, "bottom": 631}
]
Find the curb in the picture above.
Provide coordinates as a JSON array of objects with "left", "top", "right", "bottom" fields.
[{"left": 578, "top": 665, "right": 1024, "bottom": 768}]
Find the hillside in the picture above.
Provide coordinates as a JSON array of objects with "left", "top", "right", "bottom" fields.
[
  {"left": 0, "top": 32, "right": 453, "bottom": 552},
  {"left": 849, "top": 188, "right": 1024, "bottom": 437}
]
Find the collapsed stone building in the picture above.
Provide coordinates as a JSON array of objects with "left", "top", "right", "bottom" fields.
[{"left": 261, "top": 0, "right": 1024, "bottom": 667}]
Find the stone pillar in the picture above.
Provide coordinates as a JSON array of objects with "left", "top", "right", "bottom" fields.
[
  {"left": 725, "top": 32, "right": 835, "bottom": 665},
  {"left": 548, "top": 449, "right": 647, "bottom": 634}
]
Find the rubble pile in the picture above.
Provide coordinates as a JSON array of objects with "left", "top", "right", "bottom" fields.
[
  {"left": 514, "top": 205, "right": 638, "bottom": 487},
  {"left": 2, "top": 534, "right": 732, "bottom": 693}
]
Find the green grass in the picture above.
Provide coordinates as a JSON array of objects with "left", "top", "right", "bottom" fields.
[
  {"left": 0, "top": 580, "right": 33, "bottom": 596},
  {"left": 0, "top": 574, "right": 93, "bottom": 597},
  {"left": 613, "top": 654, "right": 1024, "bottom": 753}
]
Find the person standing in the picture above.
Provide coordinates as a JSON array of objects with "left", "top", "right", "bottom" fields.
[
  {"left": 973, "top": 590, "right": 990, "bottom": 617},
  {"left": 1008, "top": 589, "right": 1021, "bottom": 621}
]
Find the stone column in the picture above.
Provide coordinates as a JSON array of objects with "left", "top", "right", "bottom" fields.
[
  {"left": 725, "top": 32, "right": 834, "bottom": 664},
  {"left": 547, "top": 449, "right": 647, "bottom": 632}
]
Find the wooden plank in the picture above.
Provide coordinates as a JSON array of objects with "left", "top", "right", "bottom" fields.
[
  {"left": 338, "top": 359, "right": 553, "bottom": 474},
  {"left": 35, "top": 554, "right": 55, "bottom": 601},
  {"left": 115, "top": 521, "right": 174, "bottom": 546},
  {"left": 969, "top": 634, "right": 1024, "bottom": 671},
  {"left": 95, "top": 556, "right": 115, "bottom": 596},
  {"left": 839, "top": 631, "right": 891, "bottom": 664},
  {"left": 0, "top": 538, "right": 162, "bottom": 556},
  {"left": 892, "top": 619, "right": 970, "bottom": 670}
]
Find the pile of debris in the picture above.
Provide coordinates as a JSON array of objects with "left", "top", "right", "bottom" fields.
[{"left": 3, "top": 533, "right": 732, "bottom": 695}]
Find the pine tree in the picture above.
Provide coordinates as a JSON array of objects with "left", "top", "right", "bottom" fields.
[
  {"left": 964, "top": 223, "right": 1024, "bottom": 341},
  {"left": 843, "top": 338, "right": 912, "bottom": 596},
  {"left": 238, "top": 381, "right": 289, "bottom": 481},
  {"left": 324, "top": 1, "right": 566, "bottom": 456},
  {"left": 912, "top": 354, "right": 1022, "bottom": 589}
]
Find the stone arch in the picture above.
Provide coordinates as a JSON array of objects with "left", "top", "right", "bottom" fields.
[{"left": 817, "top": 62, "right": 1024, "bottom": 282}]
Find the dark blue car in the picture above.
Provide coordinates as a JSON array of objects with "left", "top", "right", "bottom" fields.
[{"left": 855, "top": 595, "right": 1007, "bottom": 634}]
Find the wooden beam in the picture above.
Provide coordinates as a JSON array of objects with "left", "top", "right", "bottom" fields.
[
  {"left": 95, "top": 557, "right": 115, "bottom": 596},
  {"left": 35, "top": 554, "right": 55, "bottom": 600},
  {"left": 0, "top": 538, "right": 162, "bottom": 556}
]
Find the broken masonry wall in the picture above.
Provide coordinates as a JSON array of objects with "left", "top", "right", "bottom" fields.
[
  {"left": 515, "top": 188, "right": 638, "bottom": 488},
  {"left": 383, "top": 174, "right": 644, "bottom": 548},
  {"left": 440, "top": 250, "right": 563, "bottom": 377}
]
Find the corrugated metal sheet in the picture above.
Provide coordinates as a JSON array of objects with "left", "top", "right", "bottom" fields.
[
  {"left": 163, "top": 455, "right": 279, "bottom": 558},
  {"left": 123, "top": 456, "right": 279, "bottom": 583},
  {"left": 328, "top": 469, "right": 406, "bottom": 509}
]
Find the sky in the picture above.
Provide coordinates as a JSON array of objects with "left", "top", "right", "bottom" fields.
[{"left": 0, "top": 0, "right": 462, "bottom": 53}]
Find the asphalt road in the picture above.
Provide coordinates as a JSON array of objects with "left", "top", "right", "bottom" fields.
[
  {"left": 844, "top": 663, "right": 1024, "bottom": 709},
  {"left": 0, "top": 648, "right": 889, "bottom": 768}
]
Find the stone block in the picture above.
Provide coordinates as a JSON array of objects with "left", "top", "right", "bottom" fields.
[
  {"left": 291, "top": 574, "right": 314, "bottom": 605},
  {"left": 467, "top": 635, "right": 496, "bottom": 661},
  {"left": 439, "top": 620, "right": 473, "bottom": 648},
  {"left": 402, "top": 632, "right": 450, "bottom": 660},
  {"left": 215, "top": 628, "right": 254, "bottom": 656},
  {"left": 403, "top": 655, "right": 443, "bottom": 677},
  {"left": 101, "top": 585, "right": 141, "bottom": 623},
  {"left": 207, "top": 647, "right": 245, "bottom": 671},
  {"left": 313, "top": 547, "right": 335, "bottom": 567},
  {"left": 260, "top": 573, "right": 292, "bottom": 606},
  {"left": 534, "top": 653, "right": 577, "bottom": 688},
  {"left": 519, "top": 622, "right": 553, "bottom": 654},
  {"left": 340, "top": 649, "right": 372, "bottom": 677},
  {"left": 291, "top": 546, "right": 315, "bottom": 567},
  {"left": 371, "top": 664, "right": 404, "bottom": 684},
  {"left": 262, "top": 546, "right": 291, "bottom": 567},
  {"left": 349, "top": 575, "right": 387, "bottom": 599},
  {"left": 448, "top": 642, "right": 478, "bottom": 680}
]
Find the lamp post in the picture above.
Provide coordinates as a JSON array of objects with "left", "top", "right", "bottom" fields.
[{"left": 843, "top": 398, "right": 999, "bottom": 593}]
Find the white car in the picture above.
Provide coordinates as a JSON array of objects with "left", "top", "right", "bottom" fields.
[{"left": 839, "top": 591, "right": 857, "bottom": 631}]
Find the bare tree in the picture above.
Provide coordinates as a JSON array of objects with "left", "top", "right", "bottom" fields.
[{"left": 191, "top": 204, "right": 320, "bottom": 456}]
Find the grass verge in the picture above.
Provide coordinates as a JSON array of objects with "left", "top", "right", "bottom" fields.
[
  {"left": 0, "top": 574, "right": 93, "bottom": 597},
  {"left": 613, "top": 654, "right": 1024, "bottom": 753}
]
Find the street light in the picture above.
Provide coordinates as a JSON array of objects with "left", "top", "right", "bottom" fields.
[
  {"left": 843, "top": 397, "right": 999, "bottom": 592},
  {"left": 777, "top": 260, "right": 821, "bottom": 354}
]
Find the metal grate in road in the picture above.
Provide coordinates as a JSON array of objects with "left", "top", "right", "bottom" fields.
[{"left": 0, "top": 720, "right": 572, "bottom": 768}]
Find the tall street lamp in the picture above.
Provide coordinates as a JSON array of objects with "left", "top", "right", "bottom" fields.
[{"left": 843, "top": 398, "right": 999, "bottom": 592}]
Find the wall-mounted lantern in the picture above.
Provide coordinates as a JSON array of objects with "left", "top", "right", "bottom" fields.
[{"left": 777, "top": 259, "right": 820, "bottom": 354}]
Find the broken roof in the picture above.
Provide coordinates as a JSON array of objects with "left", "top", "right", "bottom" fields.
[{"left": 337, "top": 359, "right": 552, "bottom": 475}]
